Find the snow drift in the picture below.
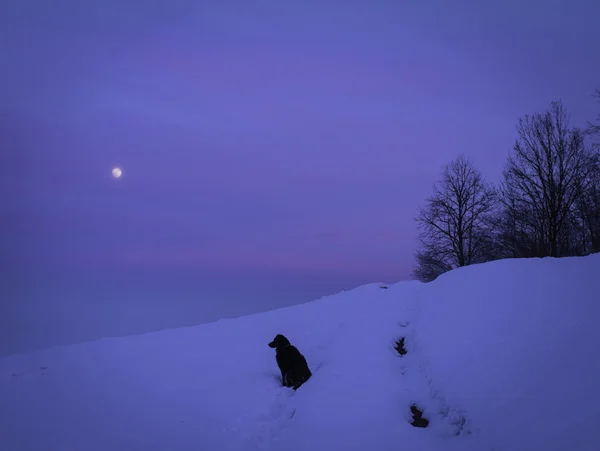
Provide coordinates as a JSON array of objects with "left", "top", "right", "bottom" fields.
[{"left": 1, "top": 254, "right": 599, "bottom": 451}]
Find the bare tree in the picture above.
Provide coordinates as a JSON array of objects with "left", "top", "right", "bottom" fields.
[
  {"left": 572, "top": 160, "right": 600, "bottom": 254},
  {"left": 413, "top": 249, "right": 453, "bottom": 283},
  {"left": 577, "top": 88, "right": 600, "bottom": 253},
  {"left": 413, "top": 154, "right": 497, "bottom": 282},
  {"left": 587, "top": 88, "right": 600, "bottom": 149},
  {"left": 502, "top": 101, "right": 597, "bottom": 257},
  {"left": 491, "top": 179, "right": 541, "bottom": 259}
]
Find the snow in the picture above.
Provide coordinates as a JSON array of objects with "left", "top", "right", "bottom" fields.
[{"left": 1, "top": 254, "right": 600, "bottom": 451}]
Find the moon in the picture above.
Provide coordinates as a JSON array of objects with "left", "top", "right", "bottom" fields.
[{"left": 112, "top": 167, "right": 122, "bottom": 178}]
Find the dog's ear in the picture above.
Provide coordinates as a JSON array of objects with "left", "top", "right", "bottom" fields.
[{"left": 276, "top": 334, "right": 291, "bottom": 347}]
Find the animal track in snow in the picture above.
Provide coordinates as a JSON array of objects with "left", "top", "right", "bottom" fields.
[
  {"left": 393, "top": 321, "right": 472, "bottom": 436},
  {"left": 243, "top": 388, "right": 297, "bottom": 451},
  {"left": 10, "top": 366, "right": 49, "bottom": 380}
]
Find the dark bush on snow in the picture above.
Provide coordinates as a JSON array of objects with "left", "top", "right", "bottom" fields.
[
  {"left": 410, "top": 405, "right": 429, "bottom": 428},
  {"left": 394, "top": 337, "right": 407, "bottom": 356}
]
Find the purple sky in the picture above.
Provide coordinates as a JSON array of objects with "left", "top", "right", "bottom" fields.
[{"left": 2, "top": 0, "right": 599, "bottom": 354}]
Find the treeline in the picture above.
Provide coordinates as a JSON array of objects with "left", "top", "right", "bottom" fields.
[{"left": 413, "top": 93, "right": 600, "bottom": 282}]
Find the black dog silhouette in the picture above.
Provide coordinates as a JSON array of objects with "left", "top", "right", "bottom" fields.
[{"left": 268, "top": 334, "right": 312, "bottom": 390}]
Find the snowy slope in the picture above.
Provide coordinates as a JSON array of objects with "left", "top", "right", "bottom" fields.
[{"left": 1, "top": 254, "right": 599, "bottom": 451}]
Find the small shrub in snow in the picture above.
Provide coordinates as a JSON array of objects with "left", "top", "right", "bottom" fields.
[
  {"left": 394, "top": 337, "right": 407, "bottom": 356},
  {"left": 410, "top": 405, "right": 429, "bottom": 428}
]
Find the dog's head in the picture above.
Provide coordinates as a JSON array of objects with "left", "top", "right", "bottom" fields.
[{"left": 268, "top": 334, "right": 291, "bottom": 349}]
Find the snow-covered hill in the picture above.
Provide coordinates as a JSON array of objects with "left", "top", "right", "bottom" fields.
[{"left": 1, "top": 254, "right": 599, "bottom": 451}]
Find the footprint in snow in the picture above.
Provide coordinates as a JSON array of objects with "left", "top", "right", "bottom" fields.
[
  {"left": 11, "top": 366, "right": 49, "bottom": 379},
  {"left": 246, "top": 388, "right": 297, "bottom": 450}
]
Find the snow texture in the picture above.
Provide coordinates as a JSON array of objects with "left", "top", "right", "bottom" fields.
[{"left": 1, "top": 254, "right": 599, "bottom": 451}]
